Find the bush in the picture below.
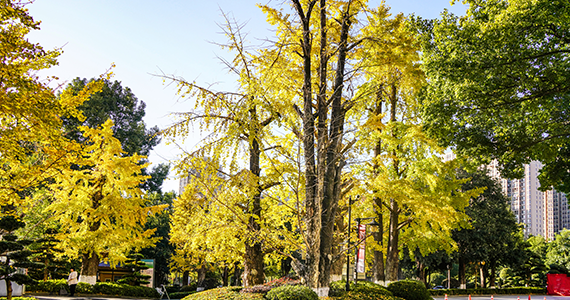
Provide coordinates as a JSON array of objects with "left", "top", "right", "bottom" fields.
[
  {"left": 329, "top": 280, "right": 393, "bottom": 298},
  {"left": 27, "top": 279, "right": 68, "bottom": 294},
  {"left": 92, "top": 282, "right": 160, "bottom": 298},
  {"left": 28, "top": 279, "right": 159, "bottom": 298},
  {"left": 387, "top": 280, "right": 431, "bottom": 300},
  {"left": 170, "top": 291, "right": 196, "bottom": 299},
  {"left": 76, "top": 282, "right": 94, "bottom": 294},
  {"left": 338, "top": 292, "right": 406, "bottom": 300},
  {"left": 180, "top": 283, "right": 198, "bottom": 292},
  {"left": 183, "top": 287, "right": 263, "bottom": 300},
  {"left": 265, "top": 285, "right": 318, "bottom": 300}
]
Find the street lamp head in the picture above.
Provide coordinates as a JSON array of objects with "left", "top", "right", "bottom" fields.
[{"left": 366, "top": 219, "right": 381, "bottom": 227}]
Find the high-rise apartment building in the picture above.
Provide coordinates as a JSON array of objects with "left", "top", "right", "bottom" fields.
[
  {"left": 545, "top": 189, "right": 570, "bottom": 240},
  {"left": 485, "top": 160, "right": 545, "bottom": 237},
  {"left": 445, "top": 152, "right": 569, "bottom": 239}
]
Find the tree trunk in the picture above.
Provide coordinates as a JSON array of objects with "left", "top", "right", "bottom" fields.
[
  {"left": 80, "top": 252, "right": 99, "bottom": 284},
  {"left": 458, "top": 256, "right": 466, "bottom": 289},
  {"left": 489, "top": 261, "right": 496, "bottom": 288},
  {"left": 222, "top": 266, "right": 229, "bottom": 287},
  {"left": 385, "top": 199, "right": 400, "bottom": 283},
  {"left": 372, "top": 86, "right": 385, "bottom": 284},
  {"left": 291, "top": 0, "right": 353, "bottom": 290},
  {"left": 243, "top": 242, "right": 264, "bottom": 286},
  {"left": 479, "top": 263, "right": 486, "bottom": 288},
  {"left": 232, "top": 262, "right": 242, "bottom": 286},
  {"left": 241, "top": 107, "right": 265, "bottom": 286},
  {"left": 44, "top": 257, "right": 49, "bottom": 281},
  {"left": 417, "top": 260, "right": 426, "bottom": 285},
  {"left": 197, "top": 263, "right": 206, "bottom": 288},
  {"left": 81, "top": 176, "right": 103, "bottom": 285},
  {"left": 182, "top": 271, "right": 189, "bottom": 286},
  {"left": 385, "top": 83, "right": 402, "bottom": 284},
  {"left": 6, "top": 279, "right": 12, "bottom": 300}
]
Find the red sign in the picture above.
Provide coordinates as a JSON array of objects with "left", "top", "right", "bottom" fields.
[{"left": 356, "top": 224, "right": 366, "bottom": 273}]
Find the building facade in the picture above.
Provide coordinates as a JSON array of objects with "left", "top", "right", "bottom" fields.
[{"left": 445, "top": 152, "right": 570, "bottom": 239}]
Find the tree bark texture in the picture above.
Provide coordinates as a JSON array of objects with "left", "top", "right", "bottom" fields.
[
  {"left": 458, "top": 255, "right": 466, "bottom": 289},
  {"left": 385, "top": 199, "right": 400, "bottom": 282},
  {"left": 372, "top": 85, "right": 385, "bottom": 284},
  {"left": 242, "top": 107, "right": 265, "bottom": 286},
  {"left": 385, "top": 84, "right": 401, "bottom": 283},
  {"left": 80, "top": 252, "right": 99, "bottom": 284},
  {"left": 291, "top": 0, "right": 354, "bottom": 288},
  {"left": 80, "top": 178, "right": 103, "bottom": 285}
]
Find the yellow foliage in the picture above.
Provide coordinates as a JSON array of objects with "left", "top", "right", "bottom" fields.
[
  {"left": 46, "top": 119, "right": 163, "bottom": 265},
  {"left": 0, "top": 0, "right": 104, "bottom": 209}
]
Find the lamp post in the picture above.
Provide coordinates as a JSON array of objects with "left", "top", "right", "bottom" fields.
[
  {"left": 353, "top": 217, "right": 380, "bottom": 285},
  {"left": 345, "top": 196, "right": 354, "bottom": 292}
]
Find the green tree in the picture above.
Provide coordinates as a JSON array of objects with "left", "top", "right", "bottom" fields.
[
  {"left": 452, "top": 170, "right": 522, "bottom": 288},
  {"left": 63, "top": 78, "right": 159, "bottom": 157},
  {"left": 117, "top": 253, "right": 151, "bottom": 286},
  {"left": 140, "top": 191, "right": 176, "bottom": 286},
  {"left": 547, "top": 230, "right": 570, "bottom": 272},
  {"left": 416, "top": 0, "right": 570, "bottom": 193},
  {"left": 0, "top": 215, "right": 40, "bottom": 300},
  {"left": 62, "top": 78, "right": 168, "bottom": 193}
]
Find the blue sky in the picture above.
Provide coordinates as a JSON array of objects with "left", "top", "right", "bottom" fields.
[{"left": 27, "top": 0, "right": 467, "bottom": 193}]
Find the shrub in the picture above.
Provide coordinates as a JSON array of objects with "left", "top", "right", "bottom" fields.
[
  {"left": 183, "top": 287, "right": 263, "bottom": 300},
  {"left": 170, "top": 291, "right": 196, "bottom": 299},
  {"left": 387, "top": 280, "right": 431, "bottom": 300},
  {"left": 92, "top": 282, "right": 160, "bottom": 298},
  {"left": 265, "top": 285, "right": 318, "bottom": 300},
  {"left": 338, "top": 292, "right": 406, "bottom": 300},
  {"left": 76, "top": 282, "right": 94, "bottom": 294},
  {"left": 180, "top": 283, "right": 198, "bottom": 292},
  {"left": 329, "top": 280, "right": 393, "bottom": 298},
  {"left": 241, "top": 284, "right": 274, "bottom": 294},
  {"left": 27, "top": 279, "right": 68, "bottom": 295}
]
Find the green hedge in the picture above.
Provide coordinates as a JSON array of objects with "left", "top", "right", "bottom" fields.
[
  {"left": 329, "top": 280, "right": 393, "bottom": 298},
  {"left": 429, "top": 287, "right": 547, "bottom": 296},
  {"left": 182, "top": 287, "right": 263, "bottom": 300},
  {"left": 265, "top": 285, "right": 318, "bottom": 300},
  {"left": 93, "top": 282, "right": 160, "bottom": 298},
  {"left": 28, "top": 279, "right": 159, "bottom": 298},
  {"left": 170, "top": 291, "right": 197, "bottom": 299},
  {"left": 387, "top": 280, "right": 432, "bottom": 300},
  {"left": 336, "top": 293, "right": 406, "bottom": 300}
]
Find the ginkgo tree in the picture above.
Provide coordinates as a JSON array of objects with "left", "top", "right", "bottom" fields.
[
  {"left": 163, "top": 14, "right": 289, "bottom": 286},
  {"left": 255, "top": 0, "right": 372, "bottom": 289},
  {"left": 352, "top": 7, "right": 483, "bottom": 283},
  {"left": 46, "top": 119, "right": 163, "bottom": 284},
  {"left": 0, "top": 0, "right": 102, "bottom": 209}
]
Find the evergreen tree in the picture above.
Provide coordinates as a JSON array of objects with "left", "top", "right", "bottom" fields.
[
  {"left": 117, "top": 253, "right": 151, "bottom": 286},
  {"left": 0, "top": 215, "right": 41, "bottom": 300}
]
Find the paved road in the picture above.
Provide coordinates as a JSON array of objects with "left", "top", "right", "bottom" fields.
[{"left": 433, "top": 296, "right": 560, "bottom": 300}]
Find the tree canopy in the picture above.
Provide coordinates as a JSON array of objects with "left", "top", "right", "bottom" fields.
[
  {"left": 0, "top": 0, "right": 102, "bottom": 208},
  {"left": 417, "top": 0, "right": 570, "bottom": 193}
]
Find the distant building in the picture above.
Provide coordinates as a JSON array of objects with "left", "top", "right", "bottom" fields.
[
  {"left": 484, "top": 160, "right": 545, "bottom": 237},
  {"left": 445, "top": 152, "right": 569, "bottom": 239},
  {"left": 544, "top": 189, "right": 570, "bottom": 240}
]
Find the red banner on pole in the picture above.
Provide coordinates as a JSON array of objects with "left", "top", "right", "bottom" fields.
[{"left": 356, "top": 224, "right": 366, "bottom": 273}]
